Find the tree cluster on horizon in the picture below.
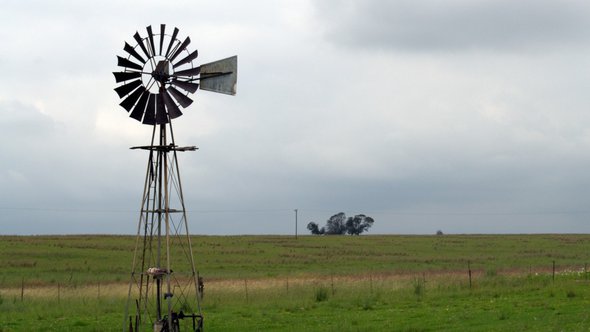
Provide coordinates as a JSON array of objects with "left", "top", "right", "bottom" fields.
[{"left": 307, "top": 212, "right": 374, "bottom": 235}]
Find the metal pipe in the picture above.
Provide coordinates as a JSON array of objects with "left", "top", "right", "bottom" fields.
[
  {"left": 156, "top": 124, "right": 164, "bottom": 320},
  {"left": 162, "top": 123, "right": 173, "bottom": 332}
]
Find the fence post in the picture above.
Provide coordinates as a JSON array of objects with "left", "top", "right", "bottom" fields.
[
  {"left": 331, "top": 274, "right": 335, "bottom": 295},
  {"left": 468, "top": 261, "right": 472, "bottom": 289}
]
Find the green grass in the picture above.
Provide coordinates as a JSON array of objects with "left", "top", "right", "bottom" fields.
[
  {"left": 2, "top": 234, "right": 590, "bottom": 286},
  {"left": 2, "top": 273, "right": 590, "bottom": 331},
  {"left": 1, "top": 234, "right": 590, "bottom": 331},
  {"left": 205, "top": 275, "right": 590, "bottom": 331}
]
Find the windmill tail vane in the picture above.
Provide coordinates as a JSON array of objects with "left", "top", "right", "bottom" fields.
[{"left": 113, "top": 24, "right": 237, "bottom": 332}]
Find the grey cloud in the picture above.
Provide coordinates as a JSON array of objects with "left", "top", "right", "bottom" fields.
[
  {"left": 3, "top": 0, "right": 590, "bottom": 235},
  {"left": 314, "top": 0, "right": 590, "bottom": 51}
]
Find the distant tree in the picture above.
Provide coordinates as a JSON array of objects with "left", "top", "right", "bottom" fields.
[
  {"left": 308, "top": 212, "right": 374, "bottom": 235},
  {"left": 324, "top": 212, "right": 347, "bottom": 235},
  {"left": 345, "top": 214, "right": 374, "bottom": 235},
  {"left": 307, "top": 222, "right": 324, "bottom": 235},
  {"left": 436, "top": 230, "right": 444, "bottom": 236}
]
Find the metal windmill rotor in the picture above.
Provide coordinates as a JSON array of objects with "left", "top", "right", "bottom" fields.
[
  {"left": 113, "top": 24, "right": 237, "bottom": 332},
  {"left": 114, "top": 24, "right": 236, "bottom": 125}
]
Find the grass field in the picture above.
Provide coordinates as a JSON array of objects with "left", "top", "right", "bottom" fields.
[{"left": 1, "top": 234, "right": 590, "bottom": 331}]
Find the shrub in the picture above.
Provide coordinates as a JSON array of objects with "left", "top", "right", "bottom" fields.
[
  {"left": 413, "top": 279, "right": 424, "bottom": 296},
  {"left": 315, "top": 287, "right": 329, "bottom": 302},
  {"left": 361, "top": 298, "right": 375, "bottom": 310}
]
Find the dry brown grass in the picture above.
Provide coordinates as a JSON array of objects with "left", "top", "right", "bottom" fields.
[{"left": 0, "top": 271, "right": 473, "bottom": 299}]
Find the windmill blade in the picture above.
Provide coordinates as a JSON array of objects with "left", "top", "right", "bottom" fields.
[
  {"left": 199, "top": 55, "right": 238, "bottom": 95},
  {"left": 173, "top": 49, "right": 198, "bottom": 68},
  {"left": 134, "top": 31, "right": 151, "bottom": 60},
  {"left": 130, "top": 90, "right": 150, "bottom": 121},
  {"left": 168, "top": 86, "right": 193, "bottom": 108},
  {"left": 169, "top": 37, "right": 191, "bottom": 62},
  {"left": 155, "top": 92, "right": 168, "bottom": 124},
  {"left": 142, "top": 94, "right": 156, "bottom": 125},
  {"left": 117, "top": 56, "right": 143, "bottom": 71},
  {"left": 146, "top": 25, "right": 156, "bottom": 57},
  {"left": 162, "top": 90, "right": 183, "bottom": 119},
  {"left": 174, "top": 66, "right": 200, "bottom": 77},
  {"left": 124, "top": 42, "right": 145, "bottom": 64},
  {"left": 114, "top": 79, "right": 142, "bottom": 98},
  {"left": 165, "top": 27, "right": 179, "bottom": 58},
  {"left": 113, "top": 71, "right": 142, "bottom": 83},
  {"left": 120, "top": 86, "right": 146, "bottom": 112},
  {"left": 171, "top": 79, "right": 199, "bottom": 93},
  {"left": 159, "top": 24, "right": 165, "bottom": 55}
]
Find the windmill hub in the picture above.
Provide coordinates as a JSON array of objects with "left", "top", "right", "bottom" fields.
[{"left": 150, "top": 59, "right": 172, "bottom": 85}]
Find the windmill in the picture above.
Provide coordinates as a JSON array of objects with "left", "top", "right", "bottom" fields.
[{"left": 113, "top": 24, "right": 237, "bottom": 332}]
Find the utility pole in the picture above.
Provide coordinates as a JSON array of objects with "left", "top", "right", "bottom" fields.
[{"left": 294, "top": 209, "right": 298, "bottom": 239}]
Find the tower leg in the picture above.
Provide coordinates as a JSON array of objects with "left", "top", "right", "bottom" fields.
[{"left": 124, "top": 121, "right": 202, "bottom": 332}]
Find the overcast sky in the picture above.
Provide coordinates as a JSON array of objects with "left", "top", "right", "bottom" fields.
[{"left": 2, "top": 0, "right": 590, "bottom": 235}]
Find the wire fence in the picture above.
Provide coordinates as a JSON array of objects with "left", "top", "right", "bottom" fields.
[{"left": 6, "top": 260, "right": 590, "bottom": 304}]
